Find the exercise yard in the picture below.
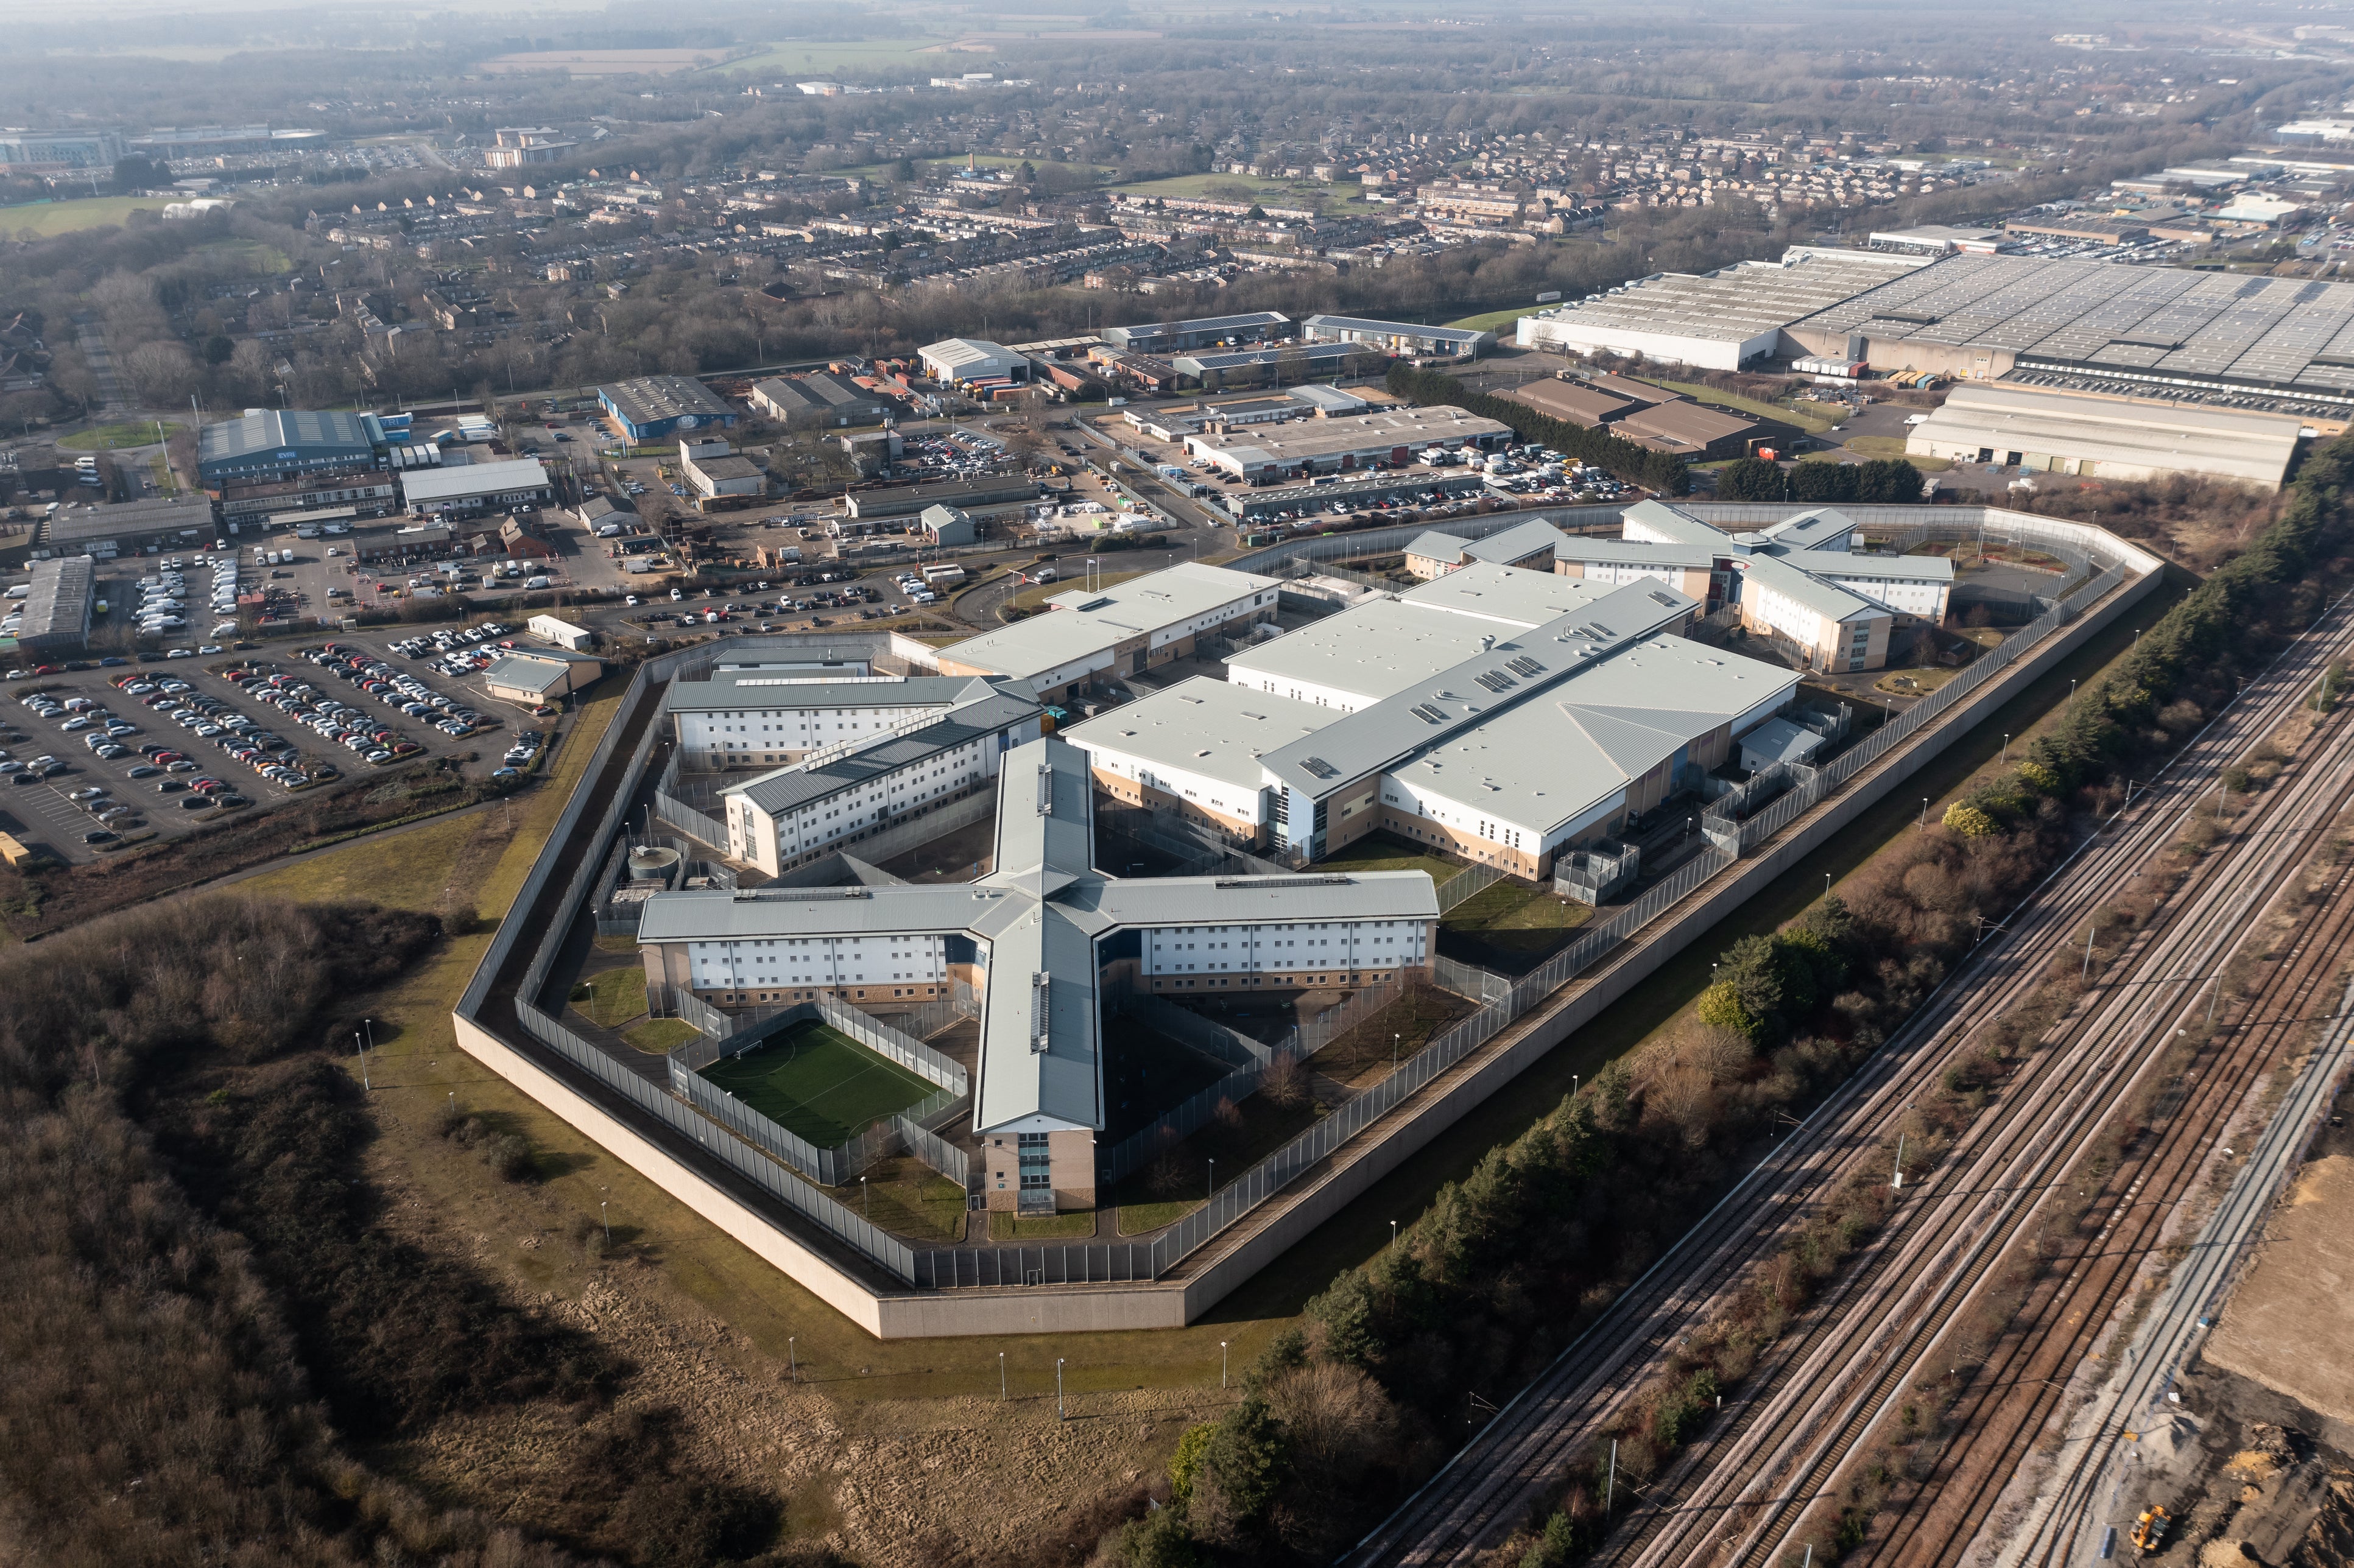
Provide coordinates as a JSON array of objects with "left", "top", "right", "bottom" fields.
[{"left": 700, "top": 1020, "right": 939, "bottom": 1148}]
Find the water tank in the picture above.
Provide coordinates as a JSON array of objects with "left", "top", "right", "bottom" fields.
[{"left": 627, "top": 846, "right": 680, "bottom": 878}]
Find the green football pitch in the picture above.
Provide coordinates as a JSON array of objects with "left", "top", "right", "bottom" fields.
[{"left": 699, "top": 1021, "right": 938, "bottom": 1147}]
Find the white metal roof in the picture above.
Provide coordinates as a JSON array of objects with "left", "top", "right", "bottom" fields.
[
  {"left": 1059, "top": 676, "right": 1331, "bottom": 793},
  {"left": 400, "top": 458, "right": 550, "bottom": 505},
  {"left": 936, "top": 561, "right": 1280, "bottom": 684}
]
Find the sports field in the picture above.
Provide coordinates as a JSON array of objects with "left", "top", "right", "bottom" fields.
[
  {"left": 701, "top": 1021, "right": 937, "bottom": 1147},
  {"left": 0, "top": 195, "right": 174, "bottom": 237}
]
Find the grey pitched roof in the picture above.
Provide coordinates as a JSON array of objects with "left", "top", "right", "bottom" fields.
[
  {"left": 664, "top": 672, "right": 999, "bottom": 714},
  {"left": 721, "top": 691, "right": 1041, "bottom": 817},
  {"left": 1255, "top": 578, "right": 1702, "bottom": 800}
]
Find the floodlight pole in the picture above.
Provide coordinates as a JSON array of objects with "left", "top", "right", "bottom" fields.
[
  {"left": 998, "top": 1351, "right": 1005, "bottom": 1400},
  {"left": 354, "top": 1030, "right": 369, "bottom": 1091},
  {"left": 1221, "top": 1341, "right": 1228, "bottom": 1389},
  {"left": 1605, "top": 1440, "right": 1618, "bottom": 1514},
  {"left": 788, "top": 1337, "right": 796, "bottom": 1382},
  {"left": 1057, "top": 1357, "right": 1066, "bottom": 1421}
]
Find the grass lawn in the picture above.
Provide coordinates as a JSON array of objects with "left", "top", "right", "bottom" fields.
[
  {"left": 1874, "top": 667, "right": 1962, "bottom": 697},
  {"left": 59, "top": 420, "right": 179, "bottom": 451},
  {"left": 1844, "top": 435, "right": 1913, "bottom": 458},
  {"left": 988, "top": 1209, "right": 1098, "bottom": 1241},
  {"left": 0, "top": 195, "right": 174, "bottom": 237},
  {"left": 1009, "top": 569, "right": 1143, "bottom": 612},
  {"left": 1631, "top": 376, "right": 1839, "bottom": 436},
  {"left": 1445, "top": 305, "right": 1538, "bottom": 333},
  {"left": 1440, "top": 879, "right": 1591, "bottom": 973},
  {"left": 1108, "top": 171, "right": 1382, "bottom": 216},
  {"left": 829, "top": 1155, "right": 967, "bottom": 1243},
  {"left": 1117, "top": 1197, "right": 1200, "bottom": 1235},
  {"left": 622, "top": 1018, "right": 700, "bottom": 1054},
  {"left": 1306, "top": 985, "right": 1478, "bottom": 1091},
  {"left": 196, "top": 237, "right": 294, "bottom": 274},
  {"left": 569, "top": 966, "right": 647, "bottom": 1028},
  {"left": 266, "top": 666, "right": 1264, "bottom": 1401},
  {"left": 1317, "top": 832, "right": 1464, "bottom": 885},
  {"left": 700, "top": 1020, "right": 938, "bottom": 1147}
]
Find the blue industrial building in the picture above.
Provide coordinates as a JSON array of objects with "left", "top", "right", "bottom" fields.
[{"left": 597, "top": 375, "right": 739, "bottom": 443}]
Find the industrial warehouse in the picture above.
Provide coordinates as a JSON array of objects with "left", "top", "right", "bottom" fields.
[{"left": 1515, "top": 245, "right": 2345, "bottom": 487}]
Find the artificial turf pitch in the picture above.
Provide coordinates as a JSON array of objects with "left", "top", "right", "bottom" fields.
[{"left": 698, "top": 1021, "right": 937, "bottom": 1147}]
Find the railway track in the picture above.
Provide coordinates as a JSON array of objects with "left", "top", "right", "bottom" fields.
[
  {"left": 1601, "top": 659, "right": 2354, "bottom": 1568},
  {"left": 1845, "top": 808, "right": 2354, "bottom": 1568},
  {"left": 1346, "top": 598, "right": 2354, "bottom": 1568}
]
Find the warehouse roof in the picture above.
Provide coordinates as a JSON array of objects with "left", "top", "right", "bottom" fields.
[
  {"left": 198, "top": 407, "right": 377, "bottom": 466},
  {"left": 1304, "top": 314, "right": 1492, "bottom": 346},
  {"left": 18, "top": 554, "right": 93, "bottom": 646},
  {"left": 1789, "top": 253, "right": 2354, "bottom": 398},
  {"left": 481, "top": 652, "right": 590, "bottom": 695},
  {"left": 1185, "top": 406, "right": 1511, "bottom": 466},
  {"left": 44, "top": 493, "right": 216, "bottom": 545},
  {"left": 920, "top": 337, "right": 1018, "bottom": 373},
  {"left": 1525, "top": 249, "right": 1928, "bottom": 347},
  {"left": 1501, "top": 378, "right": 1644, "bottom": 426},
  {"left": 1390, "top": 635, "right": 1798, "bottom": 832},
  {"left": 598, "top": 374, "right": 733, "bottom": 427},
  {"left": 1906, "top": 382, "right": 2301, "bottom": 489},
  {"left": 1171, "top": 342, "right": 1366, "bottom": 374},
  {"left": 1059, "top": 677, "right": 1331, "bottom": 793},
  {"left": 937, "top": 561, "right": 1280, "bottom": 684},
  {"left": 400, "top": 459, "right": 551, "bottom": 505},
  {"left": 721, "top": 691, "right": 1041, "bottom": 818},
  {"left": 1254, "top": 579, "right": 1702, "bottom": 798}
]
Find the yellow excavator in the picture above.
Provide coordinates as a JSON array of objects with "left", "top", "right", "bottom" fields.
[{"left": 2129, "top": 1504, "right": 2171, "bottom": 1553}]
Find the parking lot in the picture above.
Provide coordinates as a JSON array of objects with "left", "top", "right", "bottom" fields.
[{"left": 1, "top": 619, "right": 531, "bottom": 865}]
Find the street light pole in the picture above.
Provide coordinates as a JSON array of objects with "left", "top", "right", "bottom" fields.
[
  {"left": 354, "top": 1030, "right": 370, "bottom": 1091},
  {"left": 788, "top": 1336, "right": 797, "bottom": 1382},
  {"left": 1221, "top": 1341, "right": 1228, "bottom": 1389},
  {"left": 998, "top": 1351, "right": 1006, "bottom": 1400},
  {"left": 1057, "top": 1357, "right": 1066, "bottom": 1421}
]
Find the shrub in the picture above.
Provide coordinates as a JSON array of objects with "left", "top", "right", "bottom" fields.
[{"left": 1941, "top": 803, "right": 1998, "bottom": 836}]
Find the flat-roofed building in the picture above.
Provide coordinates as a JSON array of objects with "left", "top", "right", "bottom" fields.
[
  {"left": 843, "top": 474, "right": 1038, "bottom": 519},
  {"left": 1302, "top": 314, "right": 1493, "bottom": 359},
  {"left": 1060, "top": 677, "right": 1329, "bottom": 844},
  {"left": 1903, "top": 383, "right": 2301, "bottom": 490},
  {"left": 43, "top": 493, "right": 217, "bottom": 557},
  {"left": 218, "top": 469, "right": 398, "bottom": 528},
  {"left": 596, "top": 375, "right": 738, "bottom": 442},
  {"left": 716, "top": 687, "right": 1045, "bottom": 876},
  {"left": 1500, "top": 377, "right": 1646, "bottom": 427},
  {"left": 1519, "top": 250, "right": 1927, "bottom": 369},
  {"left": 933, "top": 561, "right": 1282, "bottom": 703},
  {"left": 1169, "top": 342, "right": 1370, "bottom": 386},
  {"left": 681, "top": 445, "right": 766, "bottom": 499},
  {"left": 1101, "top": 311, "right": 1292, "bottom": 354},
  {"left": 1183, "top": 406, "right": 1512, "bottom": 482},
  {"left": 400, "top": 458, "right": 553, "bottom": 518},
  {"left": 1615, "top": 399, "right": 1767, "bottom": 460}
]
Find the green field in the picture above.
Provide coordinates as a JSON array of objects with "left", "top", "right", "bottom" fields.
[
  {"left": 197, "top": 237, "right": 294, "bottom": 275},
  {"left": 713, "top": 38, "right": 959, "bottom": 76},
  {"left": 1630, "top": 375, "right": 1840, "bottom": 436},
  {"left": 1445, "top": 305, "right": 1540, "bottom": 334},
  {"left": 1317, "top": 832, "right": 1466, "bottom": 887},
  {"left": 1108, "top": 171, "right": 1383, "bottom": 215},
  {"left": 569, "top": 966, "right": 648, "bottom": 1028},
  {"left": 0, "top": 195, "right": 174, "bottom": 237},
  {"left": 58, "top": 420, "right": 178, "bottom": 452},
  {"left": 702, "top": 1020, "right": 937, "bottom": 1147}
]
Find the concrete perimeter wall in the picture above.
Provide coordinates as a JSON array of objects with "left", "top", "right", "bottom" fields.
[
  {"left": 453, "top": 563, "right": 2160, "bottom": 1339},
  {"left": 1163, "top": 563, "right": 2165, "bottom": 1323}
]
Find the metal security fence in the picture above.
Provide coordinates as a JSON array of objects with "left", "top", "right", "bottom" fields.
[
  {"left": 1119, "top": 990, "right": 1271, "bottom": 1069},
  {"left": 1704, "top": 565, "right": 2126, "bottom": 854},
  {"left": 1099, "top": 1055, "right": 1270, "bottom": 1184},
  {"left": 914, "top": 1244, "right": 1158, "bottom": 1289},
  {"left": 1433, "top": 954, "right": 1510, "bottom": 1003},
  {"left": 1434, "top": 860, "right": 1509, "bottom": 913},
  {"left": 513, "top": 998, "right": 919, "bottom": 1283}
]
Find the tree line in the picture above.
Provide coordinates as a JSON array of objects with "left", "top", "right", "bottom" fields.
[{"left": 1091, "top": 434, "right": 2354, "bottom": 1567}]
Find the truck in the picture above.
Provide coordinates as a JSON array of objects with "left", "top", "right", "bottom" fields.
[{"left": 922, "top": 563, "right": 966, "bottom": 586}]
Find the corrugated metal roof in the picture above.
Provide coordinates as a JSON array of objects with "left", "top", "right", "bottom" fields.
[
  {"left": 663, "top": 672, "right": 992, "bottom": 714},
  {"left": 1060, "top": 675, "right": 1329, "bottom": 792}
]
